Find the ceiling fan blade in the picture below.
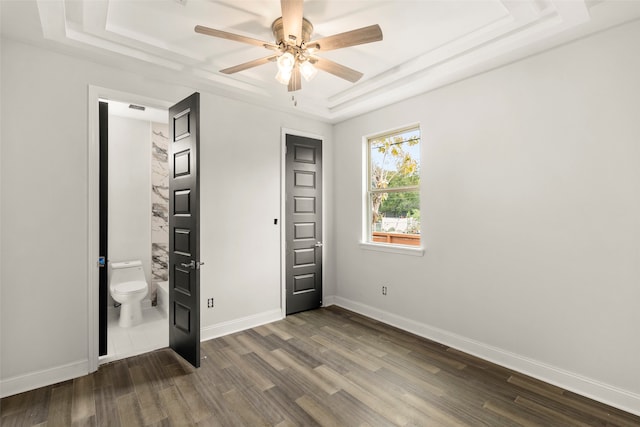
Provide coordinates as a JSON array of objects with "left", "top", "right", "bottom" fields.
[
  {"left": 220, "top": 55, "right": 278, "bottom": 75},
  {"left": 281, "top": 0, "right": 304, "bottom": 44},
  {"left": 288, "top": 65, "right": 301, "bottom": 92},
  {"left": 309, "top": 24, "right": 383, "bottom": 52},
  {"left": 311, "top": 57, "right": 363, "bottom": 83},
  {"left": 195, "top": 25, "right": 278, "bottom": 50}
]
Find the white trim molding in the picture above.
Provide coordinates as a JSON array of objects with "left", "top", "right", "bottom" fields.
[
  {"left": 322, "top": 295, "right": 336, "bottom": 307},
  {"left": 200, "top": 309, "right": 283, "bottom": 342},
  {"left": 32, "top": 0, "right": 615, "bottom": 122},
  {"left": 280, "top": 128, "right": 326, "bottom": 319},
  {"left": 332, "top": 296, "right": 640, "bottom": 417},
  {"left": 0, "top": 360, "right": 89, "bottom": 398},
  {"left": 359, "top": 242, "right": 425, "bottom": 257}
]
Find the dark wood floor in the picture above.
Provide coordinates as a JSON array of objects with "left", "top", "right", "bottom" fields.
[{"left": 2, "top": 306, "right": 639, "bottom": 426}]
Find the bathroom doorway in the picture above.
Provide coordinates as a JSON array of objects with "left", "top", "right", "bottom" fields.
[{"left": 98, "top": 98, "right": 171, "bottom": 363}]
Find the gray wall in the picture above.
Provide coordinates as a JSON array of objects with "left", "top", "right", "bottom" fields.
[
  {"left": 0, "top": 38, "right": 334, "bottom": 394},
  {"left": 2, "top": 16, "right": 639, "bottom": 415},
  {"left": 108, "top": 115, "right": 152, "bottom": 290},
  {"left": 332, "top": 19, "right": 640, "bottom": 413}
]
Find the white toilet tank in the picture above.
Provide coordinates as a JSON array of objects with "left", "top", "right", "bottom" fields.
[{"left": 110, "top": 260, "right": 146, "bottom": 285}]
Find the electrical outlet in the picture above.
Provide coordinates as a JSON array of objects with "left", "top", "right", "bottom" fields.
[
  {"left": 207, "top": 298, "right": 215, "bottom": 308},
  {"left": 382, "top": 286, "right": 388, "bottom": 296}
]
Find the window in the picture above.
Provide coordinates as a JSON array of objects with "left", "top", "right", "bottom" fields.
[{"left": 365, "top": 126, "right": 421, "bottom": 247}]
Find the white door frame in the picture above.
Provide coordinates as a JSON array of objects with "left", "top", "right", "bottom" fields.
[
  {"left": 280, "top": 128, "right": 326, "bottom": 319},
  {"left": 87, "top": 86, "right": 173, "bottom": 372}
]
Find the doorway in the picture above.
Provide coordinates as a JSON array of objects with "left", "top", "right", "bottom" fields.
[
  {"left": 98, "top": 98, "right": 170, "bottom": 363},
  {"left": 284, "top": 132, "right": 323, "bottom": 315},
  {"left": 88, "top": 87, "right": 202, "bottom": 371}
]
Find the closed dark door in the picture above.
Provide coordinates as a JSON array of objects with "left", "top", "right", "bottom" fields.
[
  {"left": 169, "top": 93, "right": 201, "bottom": 368},
  {"left": 286, "top": 134, "right": 323, "bottom": 315}
]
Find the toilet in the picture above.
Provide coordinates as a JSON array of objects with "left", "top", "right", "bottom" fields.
[{"left": 109, "top": 260, "right": 149, "bottom": 328}]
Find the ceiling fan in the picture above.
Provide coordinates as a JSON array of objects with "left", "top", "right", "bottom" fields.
[{"left": 194, "top": 0, "right": 383, "bottom": 92}]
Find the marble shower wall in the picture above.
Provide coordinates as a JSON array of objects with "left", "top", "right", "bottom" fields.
[{"left": 151, "top": 122, "right": 169, "bottom": 304}]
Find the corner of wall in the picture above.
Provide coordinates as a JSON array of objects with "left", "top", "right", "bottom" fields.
[{"left": 322, "top": 295, "right": 336, "bottom": 307}]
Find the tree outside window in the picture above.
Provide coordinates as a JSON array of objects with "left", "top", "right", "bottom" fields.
[{"left": 367, "top": 127, "right": 421, "bottom": 246}]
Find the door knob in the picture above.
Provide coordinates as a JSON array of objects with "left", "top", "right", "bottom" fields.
[
  {"left": 181, "top": 260, "right": 196, "bottom": 269},
  {"left": 180, "top": 260, "right": 205, "bottom": 269},
  {"left": 314, "top": 242, "right": 323, "bottom": 247}
]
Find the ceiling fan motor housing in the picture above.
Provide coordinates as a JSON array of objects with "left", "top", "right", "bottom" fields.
[{"left": 272, "top": 17, "right": 314, "bottom": 47}]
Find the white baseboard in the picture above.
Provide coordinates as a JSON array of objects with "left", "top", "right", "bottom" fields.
[
  {"left": 200, "top": 309, "right": 283, "bottom": 342},
  {"left": 322, "top": 295, "right": 336, "bottom": 307},
  {"left": 2, "top": 309, "right": 282, "bottom": 398},
  {"left": 333, "top": 296, "right": 640, "bottom": 417},
  {"left": 0, "top": 359, "right": 89, "bottom": 398}
]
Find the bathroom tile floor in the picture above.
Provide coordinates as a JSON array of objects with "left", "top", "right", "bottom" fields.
[{"left": 100, "top": 305, "right": 168, "bottom": 364}]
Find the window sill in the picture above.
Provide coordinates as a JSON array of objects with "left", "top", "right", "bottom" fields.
[{"left": 359, "top": 241, "right": 425, "bottom": 257}]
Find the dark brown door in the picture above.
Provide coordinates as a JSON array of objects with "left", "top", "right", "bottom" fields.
[
  {"left": 286, "top": 134, "right": 323, "bottom": 315},
  {"left": 98, "top": 101, "right": 108, "bottom": 356},
  {"left": 169, "top": 93, "right": 201, "bottom": 367}
]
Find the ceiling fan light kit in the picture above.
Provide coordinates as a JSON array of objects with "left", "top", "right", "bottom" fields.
[
  {"left": 271, "top": 16, "right": 317, "bottom": 86},
  {"left": 275, "top": 68, "right": 292, "bottom": 85},
  {"left": 276, "top": 51, "right": 295, "bottom": 76},
  {"left": 195, "top": 0, "right": 383, "bottom": 92},
  {"left": 299, "top": 60, "right": 318, "bottom": 82}
]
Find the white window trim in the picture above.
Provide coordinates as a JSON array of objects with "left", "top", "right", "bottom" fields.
[
  {"left": 361, "top": 123, "right": 424, "bottom": 256},
  {"left": 359, "top": 241, "right": 425, "bottom": 256}
]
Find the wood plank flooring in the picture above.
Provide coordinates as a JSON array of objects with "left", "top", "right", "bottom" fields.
[{"left": 2, "top": 306, "right": 639, "bottom": 426}]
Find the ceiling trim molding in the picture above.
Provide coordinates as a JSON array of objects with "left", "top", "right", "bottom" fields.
[{"left": 26, "top": 0, "right": 638, "bottom": 123}]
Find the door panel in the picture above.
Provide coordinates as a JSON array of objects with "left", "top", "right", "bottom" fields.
[
  {"left": 286, "top": 134, "right": 322, "bottom": 315},
  {"left": 169, "top": 93, "right": 201, "bottom": 368},
  {"left": 98, "top": 101, "right": 109, "bottom": 356}
]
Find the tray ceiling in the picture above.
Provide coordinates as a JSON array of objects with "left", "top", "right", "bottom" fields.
[{"left": 2, "top": 0, "right": 640, "bottom": 122}]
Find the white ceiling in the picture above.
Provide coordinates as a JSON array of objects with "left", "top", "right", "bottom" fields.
[{"left": 3, "top": 0, "right": 640, "bottom": 123}]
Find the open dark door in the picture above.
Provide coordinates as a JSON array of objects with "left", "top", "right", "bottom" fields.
[
  {"left": 286, "top": 134, "right": 323, "bottom": 315},
  {"left": 98, "top": 101, "right": 108, "bottom": 356},
  {"left": 169, "top": 93, "right": 201, "bottom": 368}
]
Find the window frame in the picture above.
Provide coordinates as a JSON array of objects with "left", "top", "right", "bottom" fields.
[{"left": 361, "top": 124, "right": 424, "bottom": 256}]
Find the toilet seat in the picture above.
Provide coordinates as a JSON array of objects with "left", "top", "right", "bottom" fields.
[{"left": 112, "top": 280, "right": 147, "bottom": 295}]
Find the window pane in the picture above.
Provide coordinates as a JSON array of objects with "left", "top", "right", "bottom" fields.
[
  {"left": 370, "top": 129, "right": 420, "bottom": 191},
  {"left": 370, "top": 190, "right": 420, "bottom": 245},
  {"left": 367, "top": 127, "right": 421, "bottom": 247}
]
